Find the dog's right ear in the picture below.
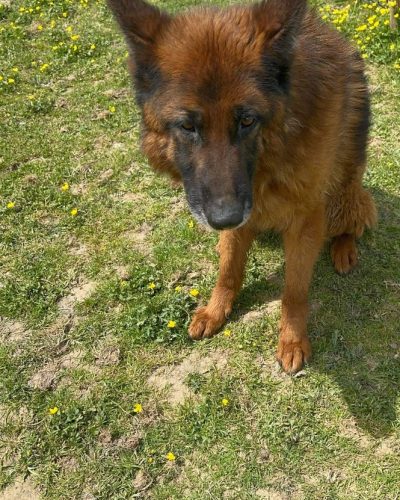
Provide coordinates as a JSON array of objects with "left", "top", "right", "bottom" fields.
[
  {"left": 108, "top": 0, "right": 171, "bottom": 105},
  {"left": 107, "top": 0, "right": 171, "bottom": 49}
]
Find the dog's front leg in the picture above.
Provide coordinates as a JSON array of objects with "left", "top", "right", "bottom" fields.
[
  {"left": 189, "top": 225, "right": 255, "bottom": 340},
  {"left": 277, "top": 207, "right": 325, "bottom": 373}
]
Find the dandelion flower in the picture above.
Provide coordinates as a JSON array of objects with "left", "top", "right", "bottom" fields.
[
  {"left": 221, "top": 398, "right": 229, "bottom": 406},
  {"left": 167, "top": 320, "right": 176, "bottom": 328},
  {"left": 70, "top": 208, "right": 78, "bottom": 216},
  {"left": 133, "top": 403, "right": 143, "bottom": 413},
  {"left": 12, "top": 67, "right": 19, "bottom": 73},
  {"left": 49, "top": 406, "right": 59, "bottom": 415},
  {"left": 188, "top": 220, "right": 194, "bottom": 228},
  {"left": 166, "top": 452, "right": 176, "bottom": 461},
  {"left": 37, "top": 24, "right": 43, "bottom": 31},
  {"left": 109, "top": 105, "right": 116, "bottom": 113},
  {"left": 61, "top": 182, "right": 70, "bottom": 192},
  {"left": 175, "top": 285, "right": 182, "bottom": 292},
  {"left": 223, "top": 329, "right": 232, "bottom": 337},
  {"left": 90, "top": 43, "right": 96, "bottom": 50},
  {"left": 6, "top": 201, "right": 15, "bottom": 209},
  {"left": 40, "top": 63, "right": 49, "bottom": 72},
  {"left": 147, "top": 282, "right": 156, "bottom": 290},
  {"left": 189, "top": 288, "right": 199, "bottom": 297},
  {"left": 71, "top": 34, "right": 80, "bottom": 41},
  {"left": 8, "top": 78, "right": 15, "bottom": 84}
]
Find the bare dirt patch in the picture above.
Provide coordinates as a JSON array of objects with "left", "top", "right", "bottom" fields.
[
  {"left": 58, "top": 281, "right": 97, "bottom": 316},
  {"left": 0, "top": 477, "right": 40, "bottom": 500},
  {"left": 338, "top": 417, "right": 372, "bottom": 449},
  {"left": 111, "top": 192, "right": 145, "bottom": 203},
  {"left": 94, "top": 341, "right": 120, "bottom": 367},
  {"left": 28, "top": 349, "right": 86, "bottom": 390},
  {"left": 0, "top": 319, "right": 30, "bottom": 343},
  {"left": 123, "top": 222, "right": 153, "bottom": 255},
  {"left": 255, "top": 489, "right": 287, "bottom": 500},
  {"left": 148, "top": 349, "right": 228, "bottom": 406},
  {"left": 241, "top": 299, "right": 281, "bottom": 324},
  {"left": 256, "top": 355, "right": 292, "bottom": 384}
]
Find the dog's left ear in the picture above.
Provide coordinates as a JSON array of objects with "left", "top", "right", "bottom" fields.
[
  {"left": 252, "top": 0, "right": 307, "bottom": 91},
  {"left": 252, "top": 0, "right": 307, "bottom": 50}
]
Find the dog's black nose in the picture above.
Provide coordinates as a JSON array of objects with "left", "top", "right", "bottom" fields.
[{"left": 206, "top": 198, "right": 244, "bottom": 230}]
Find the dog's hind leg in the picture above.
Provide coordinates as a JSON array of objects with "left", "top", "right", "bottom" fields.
[
  {"left": 189, "top": 225, "right": 255, "bottom": 340},
  {"left": 327, "top": 179, "right": 377, "bottom": 274}
]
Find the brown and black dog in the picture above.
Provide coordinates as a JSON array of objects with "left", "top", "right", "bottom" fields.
[{"left": 108, "top": 0, "right": 377, "bottom": 373}]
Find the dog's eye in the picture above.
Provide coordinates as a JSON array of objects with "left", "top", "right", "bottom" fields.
[
  {"left": 181, "top": 121, "right": 196, "bottom": 132},
  {"left": 240, "top": 116, "right": 256, "bottom": 128}
]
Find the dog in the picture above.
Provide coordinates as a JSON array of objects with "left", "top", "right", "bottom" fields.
[{"left": 108, "top": 0, "right": 377, "bottom": 373}]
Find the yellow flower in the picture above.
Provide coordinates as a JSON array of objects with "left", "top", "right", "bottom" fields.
[
  {"left": 147, "top": 457, "right": 153, "bottom": 463},
  {"left": 356, "top": 24, "right": 367, "bottom": 31},
  {"left": 71, "top": 34, "right": 80, "bottom": 41},
  {"left": 28, "top": 94, "right": 35, "bottom": 100},
  {"left": 66, "top": 26, "right": 72, "bottom": 32},
  {"left": 189, "top": 288, "right": 199, "bottom": 297},
  {"left": 61, "top": 182, "right": 70, "bottom": 192},
  {"left": 70, "top": 208, "right": 78, "bottom": 216},
  {"left": 388, "top": 1, "right": 396, "bottom": 7},
  {"left": 188, "top": 220, "right": 194, "bottom": 228},
  {"left": 0, "top": 75, "right": 3, "bottom": 81},
  {"left": 390, "top": 43, "right": 396, "bottom": 51},
  {"left": 166, "top": 452, "right": 176, "bottom": 461},
  {"left": 6, "top": 201, "right": 15, "bottom": 209},
  {"left": 62, "top": 11, "right": 68, "bottom": 17},
  {"left": 221, "top": 398, "right": 229, "bottom": 406},
  {"left": 49, "top": 406, "right": 59, "bottom": 415},
  {"left": 167, "top": 320, "right": 176, "bottom": 328},
  {"left": 40, "top": 63, "right": 49, "bottom": 72},
  {"left": 133, "top": 403, "right": 143, "bottom": 413},
  {"left": 175, "top": 285, "right": 182, "bottom": 292},
  {"left": 361, "top": 54, "right": 369, "bottom": 59},
  {"left": 223, "top": 329, "right": 232, "bottom": 337},
  {"left": 109, "top": 105, "right": 116, "bottom": 113},
  {"left": 90, "top": 43, "right": 96, "bottom": 50},
  {"left": 50, "top": 20, "right": 56, "bottom": 28},
  {"left": 37, "top": 24, "right": 43, "bottom": 31},
  {"left": 8, "top": 78, "right": 15, "bottom": 84},
  {"left": 12, "top": 67, "right": 18, "bottom": 73},
  {"left": 147, "top": 282, "right": 156, "bottom": 290}
]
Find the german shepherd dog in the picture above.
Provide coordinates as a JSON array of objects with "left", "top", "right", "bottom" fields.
[{"left": 108, "top": 0, "right": 377, "bottom": 373}]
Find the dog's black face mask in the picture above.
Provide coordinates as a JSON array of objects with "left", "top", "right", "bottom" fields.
[{"left": 167, "top": 105, "right": 265, "bottom": 230}]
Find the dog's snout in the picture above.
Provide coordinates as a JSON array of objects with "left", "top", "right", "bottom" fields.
[{"left": 206, "top": 198, "right": 245, "bottom": 230}]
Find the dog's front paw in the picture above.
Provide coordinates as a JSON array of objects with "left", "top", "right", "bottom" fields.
[
  {"left": 188, "top": 306, "right": 226, "bottom": 340},
  {"left": 276, "top": 336, "right": 311, "bottom": 374}
]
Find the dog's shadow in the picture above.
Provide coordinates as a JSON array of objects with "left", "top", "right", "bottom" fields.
[{"left": 234, "top": 187, "right": 400, "bottom": 439}]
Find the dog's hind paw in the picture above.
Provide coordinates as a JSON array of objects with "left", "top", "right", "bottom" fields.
[
  {"left": 188, "top": 306, "right": 226, "bottom": 340},
  {"left": 276, "top": 336, "right": 311, "bottom": 374}
]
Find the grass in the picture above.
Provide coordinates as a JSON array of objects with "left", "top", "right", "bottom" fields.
[{"left": 0, "top": 0, "right": 400, "bottom": 498}]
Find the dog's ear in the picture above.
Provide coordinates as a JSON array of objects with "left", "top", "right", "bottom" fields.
[
  {"left": 252, "top": 0, "right": 307, "bottom": 92},
  {"left": 107, "top": 0, "right": 171, "bottom": 49},
  {"left": 252, "top": 0, "right": 307, "bottom": 51},
  {"left": 108, "top": 0, "right": 171, "bottom": 104}
]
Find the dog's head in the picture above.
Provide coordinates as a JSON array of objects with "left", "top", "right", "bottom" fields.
[{"left": 108, "top": 0, "right": 306, "bottom": 230}]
